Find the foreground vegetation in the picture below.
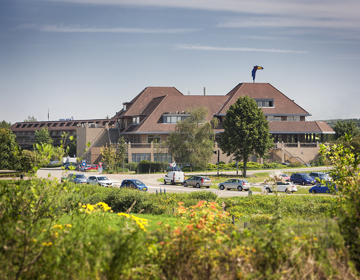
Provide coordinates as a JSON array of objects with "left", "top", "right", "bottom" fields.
[
  {"left": 1, "top": 176, "right": 358, "bottom": 279},
  {"left": 1, "top": 135, "right": 359, "bottom": 279}
]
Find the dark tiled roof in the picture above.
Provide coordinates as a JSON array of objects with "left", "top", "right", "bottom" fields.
[
  {"left": 10, "top": 119, "right": 116, "bottom": 132},
  {"left": 218, "top": 83, "right": 310, "bottom": 116},
  {"left": 122, "top": 95, "right": 227, "bottom": 133},
  {"left": 116, "top": 87, "right": 183, "bottom": 118},
  {"left": 269, "top": 121, "right": 335, "bottom": 133}
]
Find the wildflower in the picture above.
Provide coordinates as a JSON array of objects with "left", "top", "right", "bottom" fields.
[
  {"left": 313, "top": 237, "right": 318, "bottom": 241},
  {"left": 118, "top": 213, "right": 130, "bottom": 218},
  {"left": 42, "top": 242, "right": 52, "bottom": 247},
  {"left": 178, "top": 202, "right": 184, "bottom": 205},
  {"left": 53, "top": 225, "right": 63, "bottom": 230},
  {"left": 65, "top": 224, "right": 72, "bottom": 228}
]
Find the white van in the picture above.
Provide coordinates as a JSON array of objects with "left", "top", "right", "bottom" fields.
[{"left": 164, "top": 171, "right": 185, "bottom": 185}]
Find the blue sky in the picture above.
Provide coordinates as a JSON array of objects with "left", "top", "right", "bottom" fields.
[{"left": 1, "top": 0, "right": 359, "bottom": 124}]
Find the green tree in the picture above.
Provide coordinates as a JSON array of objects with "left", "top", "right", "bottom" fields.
[
  {"left": 0, "top": 128, "right": 20, "bottom": 170},
  {"left": 320, "top": 138, "right": 360, "bottom": 272},
  {"left": 34, "top": 127, "right": 53, "bottom": 145},
  {"left": 101, "top": 144, "right": 116, "bottom": 170},
  {"left": 23, "top": 115, "right": 37, "bottom": 122},
  {"left": 0, "top": 120, "right": 11, "bottom": 129},
  {"left": 219, "top": 96, "right": 273, "bottom": 177},
  {"left": 332, "top": 120, "right": 360, "bottom": 139},
  {"left": 166, "top": 107, "right": 218, "bottom": 169},
  {"left": 100, "top": 137, "right": 127, "bottom": 172},
  {"left": 116, "top": 137, "right": 127, "bottom": 171}
]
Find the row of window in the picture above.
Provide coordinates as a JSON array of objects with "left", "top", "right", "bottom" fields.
[
  {"left": 267, "top": 116, "right": 301, "bottom": 121},
  {"left": 163, "top": 115, "right": 189, "bottom": 124},
  {"left": 131, "top": 153, "right": 172, "bottom": 163},
  {"left": 257, "top": 101, "right": 274, "bottom": 107}
]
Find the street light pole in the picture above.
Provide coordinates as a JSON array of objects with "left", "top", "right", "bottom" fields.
[{"left": 217, "top": 149, "right": 220, "bottom": 176}]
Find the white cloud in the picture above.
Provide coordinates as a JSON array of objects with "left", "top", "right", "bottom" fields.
[
  {"left": 174, "top": 44, "right": 308, "bottom": 54},
  {"left": 39, "top": 25, "right": 198, "bottom": 34},
  {"left": 47, "top": 0, "right": 360, "bottom": 29}
]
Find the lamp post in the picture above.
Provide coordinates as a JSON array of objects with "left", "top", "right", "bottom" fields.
[{"left": 213, "top": 150, "right": 220, "bottom": 176}]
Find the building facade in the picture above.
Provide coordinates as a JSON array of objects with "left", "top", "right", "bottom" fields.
[{"left": 10, "top": 82, "right": 335, "bottom": 164}]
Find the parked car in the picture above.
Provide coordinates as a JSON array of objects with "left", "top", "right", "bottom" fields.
[
  {"left": 166, "top": 166, "right": 182, "bottom": 172},
  {"left": 280, "top": 173, "right": 290, "bottom": 181},
  {"left": 309, "top": 183, "right": 337, "bottom": 194},
  {"left": 63, "top": 162, "right": 77, "bottom": 170},
  {"left": 290, "top": 173, "right": 316, "bottom": 185},
  {"left": 218, "top": 179, "right": 251, "bottom": 191},
  {"left": 85, "top": 164, "right": 99, "bottom": 171},
  {"left": 183, "top": 176, "right": 211, "bottom": 188},
  {"left": 87, "top": 175, "right": 113, "bottom": 187},
  {"left": 120, "top": 179, "right": 148, "bottom": 191},
  {"left": 309, "top": 172, "right": 330, "bottom": 182},
  {"left": 263, "top": 181, "right": 298, "bottom": 194},
  {"left": 164, "top": 171, "right": 185, "bottom": 185},
  {"left": 80, "top": 165, "right": 91, "bottom": 172},
  {"left": 61, "top": 173, "right": 87, "bottom": 184}
]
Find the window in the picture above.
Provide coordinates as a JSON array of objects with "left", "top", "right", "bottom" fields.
[
  {"left": 132, "top": 153, "right": 151, "bottom": 163},
  {"left": 287, "top": 116, "right": 300, "bottom": 121},
  {"left": 132, "top": 117, "right": 140, "bottom": 124},
  {"left": 154, "top": 153, "right": 172, "bottom": 163},
  {"left": 256, "top": 99, "right": 274, "bottom": 107},
  {"left": 163, "top": 114, "right": 190, "bottom": 123},
  {"left": 148, "top": 135, "right": 161, "bottom": 143},
  {"left": 267, "top": 116, "right": 281, "bottom": 121}
]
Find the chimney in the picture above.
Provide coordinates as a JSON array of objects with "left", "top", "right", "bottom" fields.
[{"left": 204, "top": 87, "right": 206, "bottom": 95}]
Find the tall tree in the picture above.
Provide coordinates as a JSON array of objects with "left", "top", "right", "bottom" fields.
[
  {"left": 219, "top": 96, "right": 273, "bottom": 177},
  {"left": 24, "top": 116, "right": 37, "bottom": 122},
  {"left": 166, "top": 107, "right": 218, "bottom": 169},
  {"left": 34, "top": 127, "right": 53, "bottom": 145},
  {"left": 100, "top": 137, "right": 127, "bottom": 171},
  {"left": 332, "top": 120, "right": 360, "bottom": 139},
  {"left": 0, "top": 128, "right": 20, "bottom": 170},
  {"left": 0, "top": 120, "right": 11, "bottom": 129}
]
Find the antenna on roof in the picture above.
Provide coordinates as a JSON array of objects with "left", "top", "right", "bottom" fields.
[
  {"left": 48, "top": 109, "right": 49, "bottom": 121},
  {"left": 204, "top": 87, "right": 206, "bottom": 96}
]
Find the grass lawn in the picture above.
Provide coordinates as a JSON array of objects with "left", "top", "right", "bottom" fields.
[{"left": 59, "top": 212, "right": 179, "bottom": 232}]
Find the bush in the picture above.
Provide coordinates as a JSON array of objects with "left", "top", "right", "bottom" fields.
[{"left": 138, "top": 161, "right": 167, "bottom": 173}]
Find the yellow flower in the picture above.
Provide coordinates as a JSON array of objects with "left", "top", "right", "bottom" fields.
[
  {"left": 65, "top": 224, "right": 72, "bottom": 228},
  {"left": 42, "top": 242, "right": 52, "bottom": 246},
  {"left": 53, "top": 225, "right": 63, "bottom": 230}
]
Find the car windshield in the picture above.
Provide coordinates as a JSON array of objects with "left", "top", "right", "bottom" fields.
[
  {"left": 282, "top": 174, "right": 289, "bottom": 177},
  {"left": 242, "top": 180, "right": 249, "bottom": 183},
  {"left": 133, "top": 180, "right": 143, "bottom": 185},
  {"left": 203, "top": 177, "right": 210, "bottom": 180},
  {"left": 97, "top": 176, "right": 108, "bottom": 181},
  {"left": 75, "top": 174, "right": 86, "bottom": 178},
  {"left": 302, "top": 174, "right": 312, "bottom": 179}
]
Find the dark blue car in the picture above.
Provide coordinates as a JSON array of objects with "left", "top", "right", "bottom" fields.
[
  {"left": 120, "top": 179, "right": 148, "bottom": 191},
  {"left": 290, "top": 173, "right": 316, "bottom": 185},
  {"left": 309, "top": 183, "right": 338, "bottom": 194}
]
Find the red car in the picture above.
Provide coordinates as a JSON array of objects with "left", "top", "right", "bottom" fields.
[
  {"left": 85, "top": 164, "right": 99, "bottom": 171},
  {"left": 280, "top": 174, "right": 290, "bottom": 181}
]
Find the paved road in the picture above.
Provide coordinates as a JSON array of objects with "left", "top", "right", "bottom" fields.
[{"left": 36, "top": 166, "right": 332, "bottom": 198}]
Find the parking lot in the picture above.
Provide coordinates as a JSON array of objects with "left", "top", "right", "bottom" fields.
[{"left": 36, "top": 166, "right": 331, "bottom": 197}]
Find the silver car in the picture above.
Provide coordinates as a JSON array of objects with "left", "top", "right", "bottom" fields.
[
  {"left": 183, "top": 176, "right": 211, "bottom": 188},
  {"left": 263, "top": 181, "right": 298, "bottom": 194},
  {"left": 61, "top": 173, "right": 87, "bottom": 184},
  {"left": 87, "top": 175, "right": 113, "bottom": 187},
  {"left": 218, "top": 179, "right": 251, "bottom": 191}
]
